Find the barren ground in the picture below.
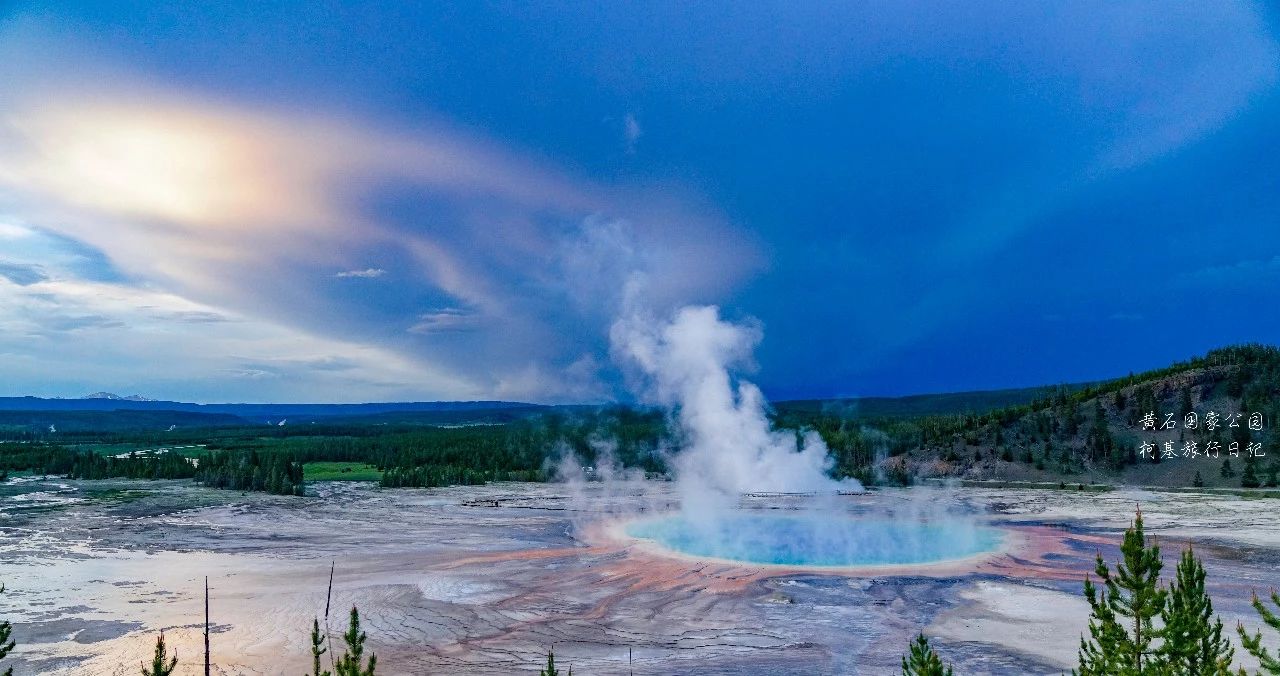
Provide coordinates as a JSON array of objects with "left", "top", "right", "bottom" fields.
[{"left": 1, "top": 478, "right": 1276, "bottom": 675}]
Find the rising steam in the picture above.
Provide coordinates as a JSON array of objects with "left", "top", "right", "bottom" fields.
[{"left": 611, "top": 305, "right": 862, "bottom": 512}]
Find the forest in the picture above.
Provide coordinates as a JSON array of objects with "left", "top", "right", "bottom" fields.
[{"left": 2, "top": 345, "right": 1279, "bottom": 496}]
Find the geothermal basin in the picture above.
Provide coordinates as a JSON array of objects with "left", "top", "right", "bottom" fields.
[
  {"left": 4, "top": 478, "right": 1279, "bottom": 675},
  {"left": 625, "top": 512, "right": 1004, "bottom": 567}
]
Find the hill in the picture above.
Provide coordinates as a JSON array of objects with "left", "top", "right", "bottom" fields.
[
  {"left": 775, "top": 384, "right": 1088, "bottom": 419},
  {"left": 794, "top": 344, "right": 1280, "bottom": 489},
  {"left": 0, "top": 409, "right": 250, "bottom": 433},
  {"left": 3, "top": 345, "right": 1278, "bottom": 492}
]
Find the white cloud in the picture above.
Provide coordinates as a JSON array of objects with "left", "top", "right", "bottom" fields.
[
  {"left": 492, "top": 354, "right": 613, "bottom": 403},
  {"left": 0, "top": 274, "right": 480, "bottom": 401},
  {"left": 335, "top": 268, "right": 387, "bottom": 279},
  {"left": 407, "top": 309, "right": 479, "bottom": 334},
  {"left": 0, "top": 47, "right": 759, "bottom": 401},
  {"left": 0, "top": 222, "right": 35, "bottom": 240},
  {"left": 624, "top": 113, "right": 642, "bottom": 153}
]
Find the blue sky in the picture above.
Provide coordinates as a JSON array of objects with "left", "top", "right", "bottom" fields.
[{"left": 0, "top": 2, "right": 1278, "bottom": 403}]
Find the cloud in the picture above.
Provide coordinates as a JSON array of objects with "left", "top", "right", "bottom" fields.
[
  {"left": 0, "top": 223, "right": 35, "bottom": 240},
  {"left": 44, "top": 314, "right": 126, "bottom": 332},
  {"left": 0, "top": 39, "right": 759, "bottom": 401},
  {"left": 150, "top": 309, "right": 232, "bottom": 324},
  {"left": 492, "top": 354, "right": 612, "bottom": 403},
  {"left": 335, "top": 268, "right": 387, "bottom": 279},
  {"left": 407, "top": 309, "right": 480, "bottom": 335},
  {"left": 624, "top": 113, "right": 642, "bottom": 153},
  {"left": 0, "top": 274, "right": 480, "bottom": 401},
  {"left": 0, "top": 261, "right": 48, "bottom": 285},
  {"left": 227, "top": 368, "right": 277, "bottom": 380}
]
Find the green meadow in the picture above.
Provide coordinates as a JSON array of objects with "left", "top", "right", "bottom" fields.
[{"left": 302, "top": 461, "right": 384, "bottom": 481}]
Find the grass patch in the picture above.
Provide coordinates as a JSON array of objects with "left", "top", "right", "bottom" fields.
[{"left": 303, "top": 461, "right": 383, "bottom": 482}]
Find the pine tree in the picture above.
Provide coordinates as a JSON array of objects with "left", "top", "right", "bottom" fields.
[
  {"left": 1221, "top": 459, "right": 1235, "bottom": 479},
  {"left": 1193, "top": 471, "right": 1204, "bottom": 488},
  {"left": 307, "top": 618, "right": 331, "bottom": 676},
  {"left": 540, "top": 648, "right": 560, "bottom": 676},
  {"left": 901, "top": 633, "right": 953, "bottom": 676},
  {"left": 1160, "top": 548, "right": 1233, "bottom": 674},
  {"left": 334, "top": 607, "right": 376, "bottom": 676},
  {"left": 1242, "top": 457, "right": 1261, "bottom": 489},
  {"left": 0, "top": 584, "right": 14, "bottom": 676},
  {"left": 141, "top": 632, "right": 178, "bottom": 676},
  {"left": 1238, "top": 590, "right": 1280, "bottom": 674},
  {"left": 1075, "top": 508, "right": 1167, "bottom": 675}
]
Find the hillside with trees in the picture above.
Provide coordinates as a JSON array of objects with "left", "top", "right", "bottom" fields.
[
  {"left": 792, "top": 344, "right": 1280, "bottom": 490},
  {"left": 3, "top": 345, "right": 1278, "bottom": 494}
]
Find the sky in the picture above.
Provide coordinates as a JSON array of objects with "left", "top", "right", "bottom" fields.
[{"left": 1, "top": 1, "right": 1278, "bottom": 403}]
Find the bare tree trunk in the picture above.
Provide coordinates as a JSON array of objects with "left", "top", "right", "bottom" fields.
[{"left": 204, "top": 576, "right": 211, "bottom": 676}]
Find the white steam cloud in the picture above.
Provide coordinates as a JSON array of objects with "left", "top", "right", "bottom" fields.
[{"left": 611, "top": 304, "right": 862, "bottom": 512}]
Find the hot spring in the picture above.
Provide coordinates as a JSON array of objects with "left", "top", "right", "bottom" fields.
[{"left": 626, "top": 512, "right": 1004, "bottom": 567}]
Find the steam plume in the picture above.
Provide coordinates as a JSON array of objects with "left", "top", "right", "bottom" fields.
[{"left": 611, "top": 305, "right": 861, "bottom": 512}]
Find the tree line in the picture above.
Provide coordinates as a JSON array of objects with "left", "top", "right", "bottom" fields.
[
  {"left": 7, "top": 345, "right": 1280, "bottom": 494},
  {"left": 785, "top": 344, "right": 1280, "bottom": 487},
  {"left": 1, "top": 408, "right": 672, "bottom": 496},
  {"left": 193, "top": 449, "right": 305, "bottom": 496}
]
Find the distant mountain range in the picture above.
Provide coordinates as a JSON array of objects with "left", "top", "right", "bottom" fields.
[
  {"left": 0, "top": 396, "right": 546, "bottom": 421},
  {"left": 81, "top": 392, "right": 157, "bottom": 402},
  {"left": 0, "top": 383, "right": 1076, "bottom": 423}
]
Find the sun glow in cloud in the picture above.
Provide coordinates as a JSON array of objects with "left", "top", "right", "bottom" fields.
[
  {"left": 10, "top": 108, "right": 278, "bottom": 227},
  {"left": 4, "top": 1, "right": 1275, "bottom": 402},
  {"left": 1, "top": 95, "right": 378, "bottom": 238},
  {"left": 0, "top": 54, "right": 757, "bottom": 401}
]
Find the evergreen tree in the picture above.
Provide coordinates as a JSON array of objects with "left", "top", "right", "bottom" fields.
[
  {"left": 141, "top": 632, "right": 178, "bottom": 676},
  {"left": 1221, "top": 459, "right": 1235, "bottom": 479},
  {"left": 1075, "top": 508, "right": 1167, "bottom": 675},
  {"left": 540, "top": 648, "right": 561, "bottom": 676},
  {"left": 1226, "top": 368, "right": 1246, "bottom": 398},
  {"left": 307, "top": 618, "right": 331, "bottom": 676},
  {"left": 334, "top": 607, "right": 376, "bottom": 676},
  {"left": 1160, "top": 549, "right": 1233, "bottom": 675},
  {"left": 1243, "top": 456, "right": 1261, "bottom": 489},
  {"left": 0, "top": 584, "right": 13, "bottom": 676},
  {"left": 1193, "top": 471, "right": 1204, "bottom": 488},
  {"left": 902, "top": 633, "right": 953, "bottom": 676},
  {"left": 1238, "top": 590, "right": 1280, "bottom": 674}
]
